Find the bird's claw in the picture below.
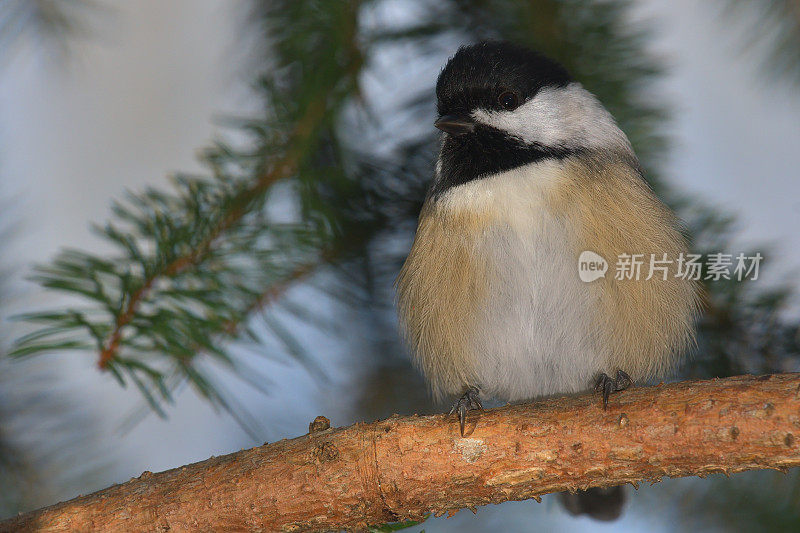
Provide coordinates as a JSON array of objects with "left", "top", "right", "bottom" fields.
[
  {"left": 595, "top": 370, "right": 632, "bottom": 409},
  {"left": 449, "top": 386, "right": 483, "bottom": 436}
]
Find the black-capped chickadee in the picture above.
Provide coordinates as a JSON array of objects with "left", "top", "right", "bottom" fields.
[
  {"left": 397, "top": 41, "right": 699, "bottom": 449},
  {"left": 396, "top": 40, "right": 700, "bottom": 521}
]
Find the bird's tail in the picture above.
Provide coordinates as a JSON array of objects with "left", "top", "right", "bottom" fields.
[{"left": 558, "top": 486, "right": 627, "bottom": 521}]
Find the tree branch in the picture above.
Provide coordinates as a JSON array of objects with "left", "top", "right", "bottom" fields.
[
  {"left": 97, "top": 97, "right": 330, "bottom": 370},
  {"left": 4, "top": 373, "right": 800, "bottom": 532}
]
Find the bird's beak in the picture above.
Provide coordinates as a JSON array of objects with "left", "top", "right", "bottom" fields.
[{"left": 434, "top": 114, "right": 476, "bottom": 136}]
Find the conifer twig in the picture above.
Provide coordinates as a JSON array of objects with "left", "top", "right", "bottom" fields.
[{"left": 97, "top": 100, "right": 330, "bottom": 370}]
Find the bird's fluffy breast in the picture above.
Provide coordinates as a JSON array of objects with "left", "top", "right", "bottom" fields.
[{"left": 396, "top": 155, "right": 699, "bottom": 401}]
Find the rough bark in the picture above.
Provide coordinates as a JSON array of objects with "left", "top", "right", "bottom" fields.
[{"left": 4, "top": 373, "right": 800, "bottom": 532}]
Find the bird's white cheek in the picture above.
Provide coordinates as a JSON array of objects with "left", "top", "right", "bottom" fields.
[
  {"left": 470, "top": 83, "right": 632, "bottom": 153},
  {"left": 471, "top": 87, "right": 571, "bottom": 145}
]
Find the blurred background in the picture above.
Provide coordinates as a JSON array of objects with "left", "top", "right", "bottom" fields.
[{"left": 1, "top": 0, "right": 800, "bottom": 531}]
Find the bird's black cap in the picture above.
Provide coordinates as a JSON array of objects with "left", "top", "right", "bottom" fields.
[
  {"left": 430, "top": 41, "right": 577, "bottom": 199},
  {"left": 436, "top": 41, "right": 572, "bottom": 117}
]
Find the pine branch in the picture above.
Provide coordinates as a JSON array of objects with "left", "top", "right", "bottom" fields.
[
  {"left": 9, "top": 1, "right": 365, "bottom": 413},
  {"left": 722, "top": 0, "right": 800, "bottom": 85},
  {"left": 218, "top": 249, "right": 335, "bottom": 338},
  {"left": 96, "top": 99, "right": 330, "bottom": 370},
  {"left": 3, "top": 374, "right": 799, "bottom": 532}
]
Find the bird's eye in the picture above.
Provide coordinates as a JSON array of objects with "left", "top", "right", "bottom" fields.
[{"left": 497, "top": 91, "right": 519, "bottom": 110}]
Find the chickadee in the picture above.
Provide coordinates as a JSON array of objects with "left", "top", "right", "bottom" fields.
[{"left": 397, "top": 41, "right": 699, "bottom": 435}]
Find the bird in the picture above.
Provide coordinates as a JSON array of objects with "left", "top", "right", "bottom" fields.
[{"left": 395, "top": 41, "right": 700, "bottom": 519}]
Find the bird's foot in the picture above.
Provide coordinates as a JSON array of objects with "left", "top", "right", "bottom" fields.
[
  {"left": 595, "top": 370, "right": 632, "bottom": 409},
  {"left": 449, "top": 386, "right": 483, "bottom": 437}
]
